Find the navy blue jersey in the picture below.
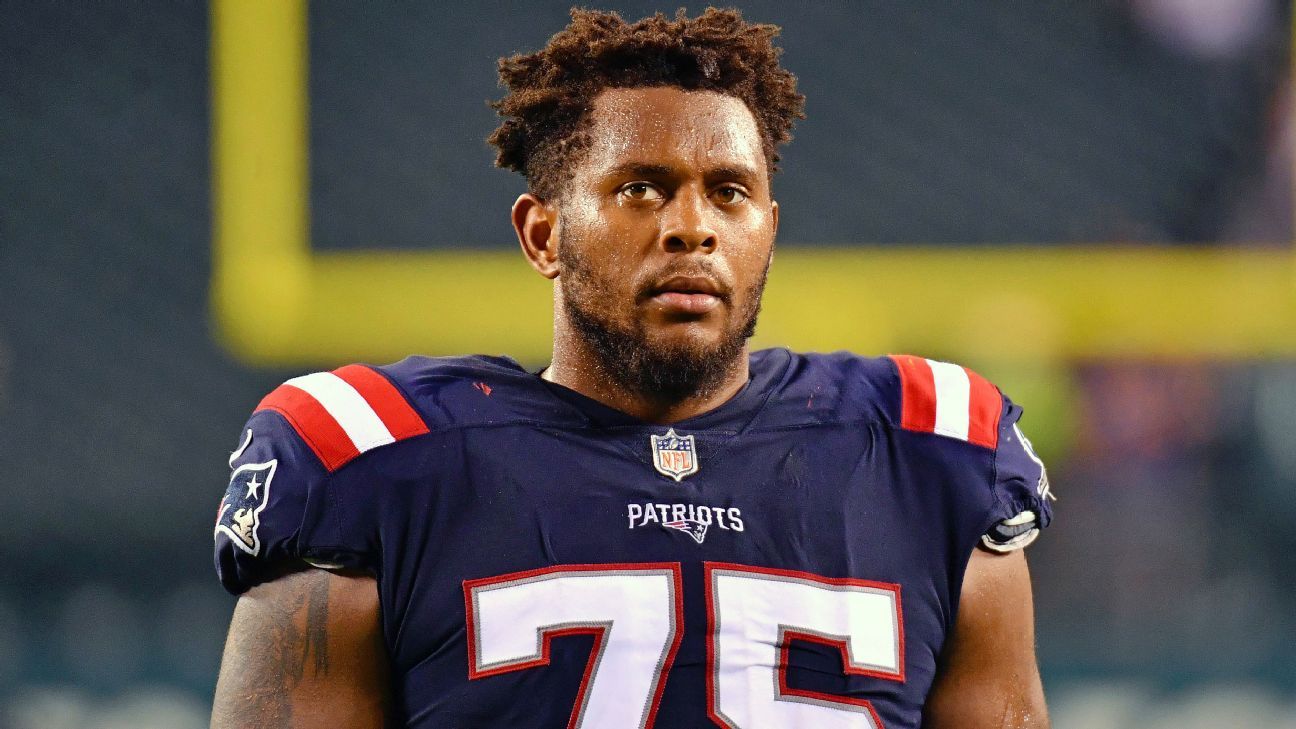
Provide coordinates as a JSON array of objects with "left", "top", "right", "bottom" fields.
[{"left": 214, "top": 349, "right": 1052, "bottom": 728}]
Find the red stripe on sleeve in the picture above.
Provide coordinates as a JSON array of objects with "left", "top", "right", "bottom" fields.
[
  {"left": 256, "top": 384, "right": 360, "bottom": 472},
  {"left": 332, "top": 364, "right": 430, "bottom": 441},
  {"left": 888, "top": 355, "right": 937, "bottom": 434},
  {"left": 964, "top": 368, "right": 1003, "bottom": 450}
]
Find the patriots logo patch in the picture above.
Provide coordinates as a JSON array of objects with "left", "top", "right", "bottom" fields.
[
  {"left": 215, "top": 460, "right": 277, "bottom": 556},
  {"left": 663, "top": 519, "right": 709, "bottom": 544}
]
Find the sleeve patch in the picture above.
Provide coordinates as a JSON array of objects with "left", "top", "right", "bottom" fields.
[
  {"left": 215, "top": 459, "right": 277, "bottom": 556},
  {"left": 255, "top": 365, "right": 429, "bottom": 472},
  {"left": 888, "top": 355, "right": 1002, "bottom": 449}
]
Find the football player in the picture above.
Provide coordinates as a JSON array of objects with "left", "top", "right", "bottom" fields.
[{"left": 211, "top": 8, "right": 1052, "bottom": 728}]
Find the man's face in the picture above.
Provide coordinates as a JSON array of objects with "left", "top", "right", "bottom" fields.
[{"left": 554, "top": 86, "right": 778, "bottom": 398}]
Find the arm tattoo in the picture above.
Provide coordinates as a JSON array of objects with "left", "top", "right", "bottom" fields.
[
  {"left": 302, "top": 569, "right": 330, "bottom": 678},
  {"left": 212, "top": 568, "right": 333, "bottom": 727}
]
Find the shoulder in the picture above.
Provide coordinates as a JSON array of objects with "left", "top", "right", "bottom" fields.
[
  {"left": 881, "top": 353, "right": 1005, "bottom": 450},
  {"left": 253, "top": 354, "right": 539, "bottom": 474},
  {"left": 882, "top": 353, "right": 1053, "bottom": 550},
  {"left": 215, "top": 356, "right": 520, "bottom": 594},
  {"left": 761, "top": 350, "right": 996, "bottom": 439},
  {"left": 876, "top": 354, "right": 1051, "bottom": 532},
  {"left": 253, "top": 361, "right": 430, "bottom": 474},
  {"left": 753, "top": 349, "right": 897, "bottom": 428},
  {"left": 215, "top": 362, "right": 430, "bottom": 592},
  {"left": 771, "top": 350, "right": 1054, "bottom": 549},
  {"left": 773, "top": 350, "right": 1005, "bottom": 449}
]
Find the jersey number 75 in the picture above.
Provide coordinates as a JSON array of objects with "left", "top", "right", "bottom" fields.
[{"left": 464, "top": 562, "right": 904, "bottom": 729}]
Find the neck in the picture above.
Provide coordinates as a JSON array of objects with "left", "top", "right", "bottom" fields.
[{"left": 544, "top": 323, "right": 750, "bottom": 424}]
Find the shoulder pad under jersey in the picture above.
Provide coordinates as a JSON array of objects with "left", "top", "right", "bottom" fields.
[
  {"left": 213, "top": 364, "right": 429, "bottom": 594},
  {"left": 887, "top": 354, "right": 1053, "bottom": 551}
]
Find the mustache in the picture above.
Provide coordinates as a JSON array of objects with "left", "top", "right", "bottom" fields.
[{"left": 637, "top": 263, "right": 733, "bottom": 302}]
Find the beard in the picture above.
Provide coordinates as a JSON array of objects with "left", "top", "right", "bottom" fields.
[{"left": 558, "top": 243, "right": 769, "bottom": 404}]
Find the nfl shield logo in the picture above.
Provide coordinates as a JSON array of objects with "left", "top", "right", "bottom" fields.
[{"left": 650, "top": 428, "right": 698, "bottom": 481}]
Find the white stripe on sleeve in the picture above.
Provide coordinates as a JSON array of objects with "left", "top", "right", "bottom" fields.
[
  {"left": 926, "top": 359, "right": 970, "bottom": 441},
  {"left": 285, "top": 372, "right": 395, "bottom": 453}
]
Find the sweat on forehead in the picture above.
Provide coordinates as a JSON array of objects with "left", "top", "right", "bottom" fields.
[{"left": 577, "top": 87, "right": 767, "bottom": 181}]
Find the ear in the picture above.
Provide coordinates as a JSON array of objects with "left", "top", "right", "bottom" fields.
[
  {"left": 512, "top": 193, "right": 560, "bottom": 280},
  {"left": 771, "top": 199, "right": 779, "bottom": 239}
]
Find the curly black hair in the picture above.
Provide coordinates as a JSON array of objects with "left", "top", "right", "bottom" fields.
[{"left": 488, "top": 7, "right": 805, "bottom": 200}]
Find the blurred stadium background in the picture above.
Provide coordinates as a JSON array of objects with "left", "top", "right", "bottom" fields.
[{"left": 2, "top": 1, "right": 1294, "bottom": 726}]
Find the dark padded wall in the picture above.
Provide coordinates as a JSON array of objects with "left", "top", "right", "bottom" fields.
[{"left": 307, "top": 1, "right": 1282, "bottom": 249}]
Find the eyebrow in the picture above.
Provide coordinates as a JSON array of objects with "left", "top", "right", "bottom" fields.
[
  {"left": 605, "top": 162, "right": 675, "bottom": 178},
  {"left": 705, "top": 165, "right": 761, "bottom": 184},
  {"left": 604, "top": 162, "right": 761, "bottom": 184}
]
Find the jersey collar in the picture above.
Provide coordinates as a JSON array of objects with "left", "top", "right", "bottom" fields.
[{"left": 530, "top": 348, "right": 793, "bottom": 434}]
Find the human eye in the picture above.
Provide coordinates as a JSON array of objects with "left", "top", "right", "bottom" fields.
[
  {"left": 617, "top": 182, "right": 664, "bottom": 203},
  {"left": 711, "top": 185, "right": 749, "bottom": 205}
]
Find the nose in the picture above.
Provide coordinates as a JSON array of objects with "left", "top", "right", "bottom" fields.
[{"left": 658, "top": 188, "right": 718, "bottom": 254}]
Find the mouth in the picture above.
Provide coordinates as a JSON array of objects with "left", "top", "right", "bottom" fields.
[{"left": 644, "top": 275, "right": 727, "bottom": 315}]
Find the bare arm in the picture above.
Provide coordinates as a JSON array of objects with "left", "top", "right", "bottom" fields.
[
  {"left": 923, "top": 548, "right": 1049, "bottom": 729},
  {"left": 211, "top": 566, "right": 389, "bottom": 729}
]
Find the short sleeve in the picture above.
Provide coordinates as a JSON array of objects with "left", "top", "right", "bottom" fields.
[
  {"left": 884, "top": 354, "right": 1055, "bottom": 552},
  {"left": 982, "top": 395, "right": 1054, "bottom": 552},
  {"left": 213, "top": 410, "right": 371, "bottom": 594},
  {"left": 213, "top": 364, "right": 430, "bottom": 594}
]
